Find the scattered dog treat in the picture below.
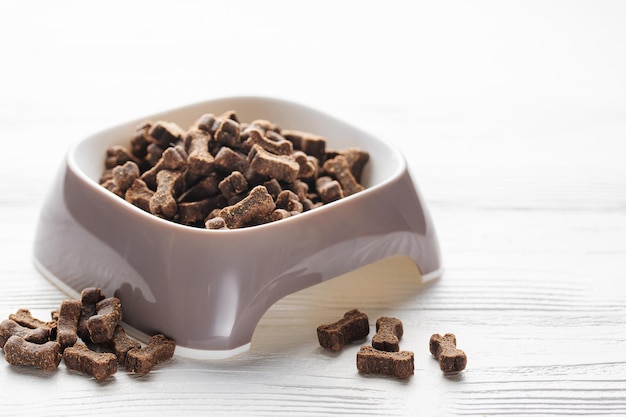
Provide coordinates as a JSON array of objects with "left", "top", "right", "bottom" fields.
[
  {"left": 317, "top": 309, "right": 370, "bottom": 351},
  {"left": 3, "top": 335, "right": 62, "bottom": 371},
  {"left": 57, "top": 299, "right": 82, "bottom": 350},
  {"left": 63, "top": 343, "right": 118, "bottom": 381},
  {"left": 429, "top": 333, "right": 467, "bottom": 373},
  {"left": 87, "top": 297, "right": 122, "bottom": 344},
  {"left": 356, "top": 345, "right": 414, "bottom": 379},
  {"left": 125, "top": 334, "right": 176, "bottom": 375},
  {"left": 106, "top": 325, "right": 141, "bottom": 364},
  {"left": 0, "top": 319, "right": 50, "bottom": 348},
  {"left": 100, "top": 110, "right": 370, "bottom": 229},
  {"left": 9, "top": 308, "right": 57, "bottom": 339},
  {"left": 372, "top": 317, "right": 403, "bottom": 352},
  {"left": 1, "top": 288, "right": 175, "bottom": 379}
]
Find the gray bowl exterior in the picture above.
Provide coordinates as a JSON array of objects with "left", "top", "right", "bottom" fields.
[{"left": 33, "top": 97, "right": 442, "bottom": 355}]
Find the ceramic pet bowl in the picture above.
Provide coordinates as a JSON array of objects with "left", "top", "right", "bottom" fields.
[{"left": 33, "top": 96, "right": 442, "bottom": 359}]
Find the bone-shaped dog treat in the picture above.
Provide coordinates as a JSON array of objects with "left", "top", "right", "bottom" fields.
[
  {"left": 77, "top": 287, "right": 105, "bottom": 343},
  {"left": 3, "top": 335, "right": 62, "bottom": 371},
  {"left": 429, "top": 333, "right": 467, "bottom": 373},
  {"left": 248, "top": 144, "right": 300, "bottom": 183},
  {"left": 245, "top": 128, "right": 293, "bottom": 156},
  {"left": 205, "top": 216, "right": 227, "bottom": 229},
  {"left": 317, "top": 309, "right": 370, "bottom": 351},
  {"left": 186, "top": 129, "right": 214, "bottom": 177},
  {"left": 372, "top": 317, "right": 403, "bottom": 352},
  {"left": 57, "top": 299, "right": 82, "bottom": 350},
  {"left": 141, "top": 146, "right": 187, "bottom": 190},
  {"left": 112, "top": 161, "right": 140, "bottom": 194},
  {"left": 125, "top": 334, "right": 176, "bottom": 375},
  {"left": 213, "top": 146, "right": 249, "bottom": 173},
  {"left": 281, "top": 129, "right": 326, "bottom": 161},
  {"left": 9, "top": 309, "right": 56, "bottom": 339},
  {"left": 149, "top": 170, "right": 183, "bottom": 219},
  {"left": 63, "top": 343, "right": 118, "bottom": 381},
  {"left": 323, "top": 155, "right": 364, "bottom": 197},
  {"left": 219, "top": 171, "right": 249, "bottom": 200},
  {"left": 293, "top": 150, "right": 318, "bottom": 180},
  {"left": 218, "top": 185, "right": 276, "bottom": 229},
  {"left": 106, "top": 325, "right": 141, "bottom": 365},
  {"left": 130, "top": 121, "right": 152, "bottom": 159},
  {"left": 125, "top": 178, "right": 155, "bottom": 212},
  {"left": 105, "top": 145, "right": 137, "bottom": 170},
  {"left": 214, "top": 118, "right": 242, "bottom": 148},
  {"left": 148, "top": 120, "right": 185, "bottom": 148},
  {"left": 356, "top": 345, "right": 414, "bottom": 379},
  {"left": 341, "top": 148, "right": 370, "bottom": 184},
  {"left": 275, "top": 190, "right": 303, "bottom": 214},
  {"left": 87, "top": 297, "right": 122, "bottom": 344},
  {"left": 0, "top": 319, "right": 50, "bottom": 348},
  {"left": 316, "top": 176, "right": 344, "bottom": 203}
]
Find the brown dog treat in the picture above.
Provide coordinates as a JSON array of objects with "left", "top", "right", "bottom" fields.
[
  {"left": 144, "top": 143, "right": 165, "bottom": 167},
  {"left": 63, "top": 343, "right": 118, "bottom": 381},
  {"left": 186, "top": 129, "right": 215, "bottom": 177},
  {"left": 125, "top": 334, "right": 176, "bottom": 375},
  {"left": 112, "top": 161, "right": 140, "bottom": 193},
  {"left": 194, "top": 113, "right": 217, "bottom": 133},
  {"left": 372, "top": 317, "right": 403, "bottom": 352},
  {"left": 323, "top": 155, "right": 364, "bottom": 197},
  {"left": 214, "top": 118, "right": 242, "bottom": 148},
  {"left": 106, "top": 325, "right": 141, "bottom": 364},
  {"left": 87, "top": 297, "right": 122, "bottom": 344},
  {"left": 317, "top": 309, "right": 370, "bottom": 351},
  {"left": 178, "top": 173, "right": 221, "bottom": 202},
  {"left": 270, "top": 209, "right": 291, "bottom": 222},
  {"left": 293, "top": 151, "right": 318, "bottom": 180},
  {"left": 0, "top": 319, "right": 50, "bottom": 348},
  {"left": 77, "top": 288, "right": 106, "bottom": 342},
  {"left": 281, "top": 129, "right": 326, "bottom": 161},
  {"left": 342, "top": 148, "right": 370, "bottom": 183},
  {"left": 244, "top": 128, "right": 292, "bottom": 155},
  {"left": 3, "top": 335, "right": 62, "bottom": 371},
  {"left": 148, "top": 120, "right": 185, "bottom": 148},
  {"left": 149, "top": 170, "right": 183, "bottom": 219},
  {"left": 105, "top": 145, "right": 137, "bottom": 169},
  {"left": 430, "top": 333, "right": 467, "bottom": 373},
  {"left": 356, "top": 345, "right": 414, "bottom": 379},
  {"left": 141, "top": 146, "right": 187, "bottom": 189},
  {"left": 205, "top": 216, "right": 227, "bottom": 229},
  {"left": 125, "top": 178, "right": 155, "bottom": 212},
  {"left": 177, "top": 198, "right": 215, "bottom": 226},
  {"left": 248, "top": 144, "right": 300, "bottom": 183},
  {"left": 218, "top": 171, "right": 248, "bottom": 200},
  {"left": 9, "top": 309, "right": 57, "bottom": 339},
  {"left": 316, "top": 176, "right": 344, "bottom": 203},
  {"left": 213, "top": 146, "right": 249, "bottom": 173},
  {"left": 219, "top": 185, "right": 276, "bottom": 229},
  {"left": 57, "top": 299, "right": 82, "bottom": 350},
  {"left": 275, "top": 190, "right": 303, "bottom": 213},
  {"left": 130, "top": 121, "right": 153, "bottom": 159}
]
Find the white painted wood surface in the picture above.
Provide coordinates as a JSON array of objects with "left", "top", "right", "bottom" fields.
[{"left": 1, "top": 1, "right": 625, "bottom": 415}]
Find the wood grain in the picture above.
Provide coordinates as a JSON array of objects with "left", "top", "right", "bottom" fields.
[{"left": 1, "top": 1, "right": 626, "bottom": 416}]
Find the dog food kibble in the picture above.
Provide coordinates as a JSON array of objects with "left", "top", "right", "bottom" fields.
[
  {"left": 106, "top": 325, "right": 141, "bottom": 364},
  {"left": 0, "top": 319, "right": 50, "bottom": 348},
  {"left": 87, "top": 297, "right": 122, "bottom": 344},
  {"left": 1, "top": 288, "right": 175, "bottom": 379},
  {"left": 372, "top": 317, "right": 403, "bottom": 352},
  {"left": 125, "top": 334, "right": 176, "bottom": 375},
  {"left": 3, "top": 336, "right": 62, "bottom": 371},
  {"left": 57, "top": 299, "right": 82, "bottom": 350},
  {"left": 317, "top": 309, "right": 370, "bottom": 351},
  {"left": 430, "top": 333, "right": 467, "bottom": 373},
  {"left": 63, "top": 343, "right": 118, "bottom": 381},
  {"left": 356, "top": 345, "right": 414, "bottom": 379},
  {"left": 9, "top": 308, "right": 57, "bottom": 338},
  {"left": 100, "top": 111, "right": 370, "bottom": 229}
]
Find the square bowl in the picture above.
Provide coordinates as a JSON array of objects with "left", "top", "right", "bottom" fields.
[{"left": 33, "top": 96, "right": 442, "bottom": 359}]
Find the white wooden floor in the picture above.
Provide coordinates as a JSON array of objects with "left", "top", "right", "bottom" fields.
[{"left": 1, "top": 1, "right": 625, "bottom": 416}]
